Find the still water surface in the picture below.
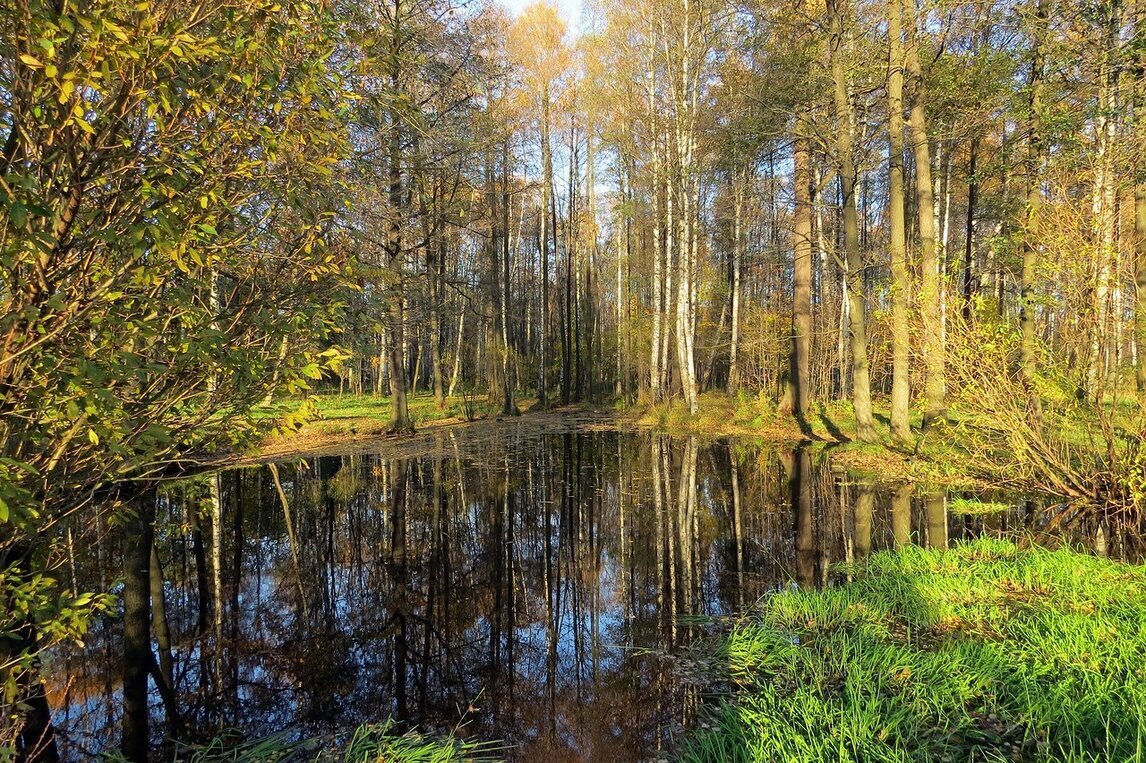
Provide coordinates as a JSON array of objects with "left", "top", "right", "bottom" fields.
[{"left": 50, "top": 418, "right": 1103, "bottom": 761}]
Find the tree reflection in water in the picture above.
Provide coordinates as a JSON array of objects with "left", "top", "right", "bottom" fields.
[{"left": 48, "top": 423, "right": 1064, "bottom": 761}]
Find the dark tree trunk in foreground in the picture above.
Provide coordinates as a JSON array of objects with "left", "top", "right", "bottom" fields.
[
  {"left": 3, "top": 545, "right": 61, "bottom": 763},
  {"left": 122, "top": 491, "right": 156, "bottom": 763}
]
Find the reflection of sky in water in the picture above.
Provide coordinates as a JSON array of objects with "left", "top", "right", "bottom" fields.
[{"left": 48, "top": 422, "right": 1057, "bottom": 761}]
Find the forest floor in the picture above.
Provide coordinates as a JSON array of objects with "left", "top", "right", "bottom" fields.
[
  {"left": 622, "top": 391, "right": 986, "bottom": 489},
  {"left": 243, "top": 391, "right": 541, "bottom": 462},
  {"left": 677, "top": 538, "right": 1146, "bottom": 762},
  {"left": 246, "top": 389, "right": 987, "bottom": 488}
]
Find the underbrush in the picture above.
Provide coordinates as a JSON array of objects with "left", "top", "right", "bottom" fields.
[
  {"left": 680, "top": 539, "right": 1146, "bottom": 762},
  {"left": 632, "top": 391, "right": 788, "bottom": 436},
  {"left": 942, "top": 318, "right": 1146, "bottom": 529}
]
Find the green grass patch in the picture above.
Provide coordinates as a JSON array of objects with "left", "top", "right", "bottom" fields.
[
  {"left": 340, "top": 721, "right": 504, "bottom": 762},
  {"left": 948, "top": 497, "right": 1013, "bottom": 516},
  {"left": 308, "top": 391, "right": 506, "bottom": 426},
  {"left": 680, "top": 539, "right": 1146, "bottom": 762},
  {"left": 259, "top": 391, "right": 527, "bottom": 440},
  {"left": 125, "top": 720, "right": 504, "bottom": 762}
]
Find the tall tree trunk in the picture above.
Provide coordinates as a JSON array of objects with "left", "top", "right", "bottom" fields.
[
  {"left": 387, "top": 0, "right": 412, "bottom": 432},
  {"left": 539, "top": 84, "right": 554, "bottom": 408},
  {"left": 785, "top": 127, "right": 814, "bottom": 419},
  {"left": 448, "top": 302, "right": 464, "bottom": 396},
  {"left": 678, "top": 7, "right": 701, "bottom": 415},
  {"left": 729, "top": 173, "right": 744, "bottom": 392},
  {"left": 485, "top": 147, "right": 504, "bottom": 408},
  {"left": 561, "top": 118, "right": 575, "bottom": 406},
  {"left": 1087, "top": 0, "right": 1120, "bottom": 402},
  {"left": 905, "top": 0, "right": 945, "bottom": 429},
  {"left": 616, "top": 189, "right": 625, "bottom": 400},
  {"left": 963, "top": 136, "right": 979, "bottom": 322},
  {"left": 1137, "top": 184, "right": 1146, "bottom": 395},
  {"left": 1021, "top": 0, "right": 1048, "bottom": 410},
  {"left": 1136, "top": 3, "right": 1146, "bottom": 396},
  {"left": 501, "top": 139, "right": 516, "bottom": 415},
  {"left": 664, "top": 148, "right": 677, "bottom": 400},
  {"left": 585, "top": 129, "right": 598, "bottom": 400},
  {"left": 431, "top": 229, "right": 446, "bottom": 408},
  {"left": 888, "top": 0, "right": 913, "bottom": 443},
  {"left": 209, "top": 474, "right": 223, "bottom": 686},
  {"left": 830, "top": 0, "right": 876, "bottom": 442},
  {"left": 122, "top": 491, "right": 156, "bottom": 763},
  {"left": 649, "top": 87, "right": 666, "bottom": 400},
  {"left": 426, "top": 173, "right": 445, "bottom": 409}
]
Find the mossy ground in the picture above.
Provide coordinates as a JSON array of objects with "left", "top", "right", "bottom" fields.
[
  {"left": 680, "top": 539, "right": 1146, "bottom": 762},
  {"left": 250, "top": 391, "right": 539, "bottom": 459},
  {"left": 622, "top": 392, "right": 988, "bottom": 489},
  {"left": 254, "top": 387, "right": 1134, "bottom": 493},
  {"left": 622, "top": 390, "right": 1146, "bottom": 492},
  {"left": 254, "top": 390, "right": 1035, "bottom": 489}
]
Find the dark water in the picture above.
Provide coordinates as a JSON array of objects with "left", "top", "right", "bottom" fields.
[{"left": 47, "top": 419, "right": 1114, "bottom": 761}]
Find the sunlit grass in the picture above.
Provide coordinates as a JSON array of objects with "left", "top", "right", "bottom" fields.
[
  {"left": 948, "top": 497, "right": 1012, "bottom": 515},
  {"left": 341, "top": 721, "right": 504, "bottom": 762},
  {"left": 680, "top": 539, "right": 1146, "bottom": 762},
  {"left": 258, "top": 391, "right": 532, "bottom": 443},
  {"left": 107, "top": 720, "right": 506, "bottom": 762},
  {"left": 312, "top": 392, "right": 493, "bottom": 424}
]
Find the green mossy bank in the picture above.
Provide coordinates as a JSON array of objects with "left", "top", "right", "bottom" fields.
[{"left": 680, "top": 539, "right": 1146, "bottom": 763}]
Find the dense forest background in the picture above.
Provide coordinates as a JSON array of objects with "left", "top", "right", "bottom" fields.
[{"left": 3, "top": 0, "right": 1146, "bottom": 757}]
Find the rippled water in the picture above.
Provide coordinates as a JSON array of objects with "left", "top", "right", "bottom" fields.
[{"left": 48, "top": 417, "right": 1114, "bottom": 761}]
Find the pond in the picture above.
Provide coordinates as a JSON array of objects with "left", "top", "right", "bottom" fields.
[{"left": 47, "top": 418, "right": 1117, "bottom": 761}]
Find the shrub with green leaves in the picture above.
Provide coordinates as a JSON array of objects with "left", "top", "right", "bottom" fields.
[{"left": 0, "top": 0, "right": 353, "bottom": 749}]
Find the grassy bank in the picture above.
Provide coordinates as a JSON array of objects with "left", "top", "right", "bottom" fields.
[
  {"left": 254, "top": 388, "right": 1130, "bottom": 496},
  {"left": 622, "top": 391, "right": 981, "bottom": 488},
  {"left": 680, "top": 539, "right": 1146, "bottom": 762},
  {"left": 251, "top": 390, "right": 988, "bottom": 488},
  {"left": 623, "top": 389, "right": 1146, "bottom": 494},
  {"left": 250, "top": 391, "right": 538, "bottom": 459}
]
